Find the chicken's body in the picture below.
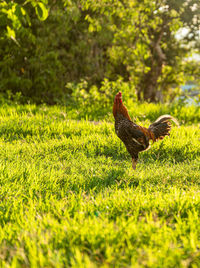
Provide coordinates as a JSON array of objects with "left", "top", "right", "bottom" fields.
[
  {"left": 113, "top": 92, "right": 178, "bottom": 169},
  {"left": 115, "top": 113, "right": 149, "bottom": 159}
]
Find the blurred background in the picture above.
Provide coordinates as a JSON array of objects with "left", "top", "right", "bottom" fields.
[{"left": 0, "top": 0, "right": 199, "bottom": 106}]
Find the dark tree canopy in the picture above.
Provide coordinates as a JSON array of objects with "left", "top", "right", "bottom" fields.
[{"left": 0, "top": 0, "right": 199, "bottom": 103}]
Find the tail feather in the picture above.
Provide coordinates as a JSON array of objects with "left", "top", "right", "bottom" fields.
[
  {"left": 153, "top": 114, "right": 179, "bottom": 126},
  {"left": 148, "top": 115, "right": 179, "bottom": 141}
]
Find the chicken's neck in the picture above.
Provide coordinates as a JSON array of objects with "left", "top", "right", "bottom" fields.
[
  {"left": 115, "top": 113, "right": 131, "bottom": 122},
  {"left": 113, "top": 102, "right": 132, "bottom": 122}
]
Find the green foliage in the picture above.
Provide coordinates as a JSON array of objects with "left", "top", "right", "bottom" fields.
[
  {"left": 65, "top": 78, "right": 137, "bottom": 112},
  {"left": 0, "top": 2, "right": 66, "bottom": 103},
  {"left": 63, "top": 79, "right": 200, "bottom": 123},
  {"left": 34, "top": 2, "right": 49, "bottom": 21},
  {"left": 0, "top": 1, "right": 49, "bottom": 40},
  {"left": 0, "top": 103, "right": 199, "bottom": 266},
  {"left": 80, "top": 0, "right": 199, "bottom": 101},
  {"left": 0, "top": 0, "right": 199, "bottom": 104}
]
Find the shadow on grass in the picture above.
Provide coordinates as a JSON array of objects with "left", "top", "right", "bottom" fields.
[
  {"left": 64, "top": 151, "right": 200, "bottom": 195},
  {"left": 142, "top": 146, "right": 199, "bottom": 163},
  {"left": 0, "top": 126, "right": 85, "bottom": 142},
  {"left": 82, "top": 137, "right": 199, "bottom": 163},
  {"left": 68, "top": 167, "right": 140, "bottom": 194}
]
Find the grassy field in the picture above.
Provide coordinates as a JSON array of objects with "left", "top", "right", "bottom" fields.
[{"left": 0, "top": 102, "right": 199, "bottom": 267}]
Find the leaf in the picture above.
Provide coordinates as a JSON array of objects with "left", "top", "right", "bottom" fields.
[
  {"left": 35, "top": 2, "right": 48, "bottom": 21},
  {"left": 39, "top": 0, "right": 49, "bottom": 4},
  {"left": 15, "top": 4, "right": 26, "bottom": 19},
  {"left": 7, "top": 25, "right": 16, "bottom": 39},
  {"left": 6, "top": 25, "right": 20, "bottom": 46},
  {"left": 88, "top": 24, "right": 94, "bottom": 32}
]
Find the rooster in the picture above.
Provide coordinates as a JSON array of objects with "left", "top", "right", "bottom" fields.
[{"left": 113, "top": 92, "right": 178, "bottom": 169}]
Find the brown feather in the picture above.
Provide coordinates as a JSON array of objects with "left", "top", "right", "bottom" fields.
[
  {"left": 113, "top": 92, "right": 178, "bottom": 169},
  {"left": 113, "top": 92, "right": 132, "bottom": 121}
]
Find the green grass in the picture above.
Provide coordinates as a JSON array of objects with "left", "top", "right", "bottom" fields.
[{"left": 0, "top": 103, "right": 199, "bottom": 267}]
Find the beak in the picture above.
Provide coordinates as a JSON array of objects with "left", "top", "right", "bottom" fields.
[{"left": 132, "top": 158, "right": 137, "bottom": 170}]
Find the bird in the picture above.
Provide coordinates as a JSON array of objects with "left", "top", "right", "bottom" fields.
[{"left": 113, "top": 92, "right": 178, "bottom": 169}]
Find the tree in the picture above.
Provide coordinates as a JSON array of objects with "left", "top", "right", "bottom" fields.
[
  {"left": 0, "top": 0, "right": 49, "bottom": 42},
  {"left": 0, "top": 1, "right": 52, "bottom": 102},
  {"left": 81, "top": 0, "right": 200, "bottom": 102},
  {"left": 0, "top": 0, "right": 199, "bottom": 104}
]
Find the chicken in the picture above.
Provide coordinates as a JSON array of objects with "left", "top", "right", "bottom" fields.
[{"left": 113, "top": 92, "right": 178, "bottom": 169}]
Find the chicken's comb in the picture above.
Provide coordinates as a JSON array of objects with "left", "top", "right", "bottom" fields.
[{"left": 115, "top": 92, "right": 122, "bottom": 103}]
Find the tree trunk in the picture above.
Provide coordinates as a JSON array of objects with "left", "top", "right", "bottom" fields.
[
  {"left": 142, "top": 62, "right": 163, "bottom": 102},
  {"left": 140, "top": 28, "right": 166, "bottom": 102}
]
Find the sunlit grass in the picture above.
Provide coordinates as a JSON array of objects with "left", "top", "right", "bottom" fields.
[{"left": 0, "top": 103, "right": 199, "bottom": 267}]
